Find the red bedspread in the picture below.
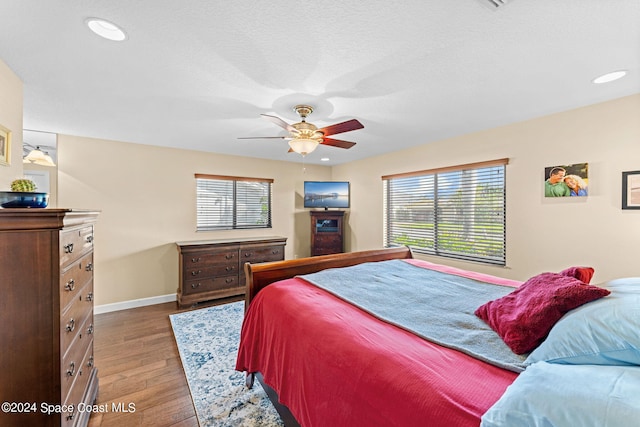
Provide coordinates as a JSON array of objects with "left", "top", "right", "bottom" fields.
[{"left": 236, "top": 259, "right": 520, "bottom": 427}]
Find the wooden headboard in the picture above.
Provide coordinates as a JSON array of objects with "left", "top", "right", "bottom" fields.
[{"left": 244, "top": 246, "right": 413, "bottom": 310}]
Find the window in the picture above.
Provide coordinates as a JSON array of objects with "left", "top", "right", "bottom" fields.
[
  {"left": 383, "top": 158, "right": 508, "bottom": 265},
  {"left": 195, "top": 174, "right": 273, "bottom": 231}
]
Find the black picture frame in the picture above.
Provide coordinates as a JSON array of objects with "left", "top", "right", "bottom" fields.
[{"left": 622, "top": 170, "right": 640, "bottom": 209}]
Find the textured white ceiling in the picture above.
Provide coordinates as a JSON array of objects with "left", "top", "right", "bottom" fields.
[{"left": 0, "top": 1, "right": 638, "bottom": 165}]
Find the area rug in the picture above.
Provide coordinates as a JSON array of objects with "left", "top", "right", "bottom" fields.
[{"left": 169, "top": 301, "right": 284, "bottom": 426}]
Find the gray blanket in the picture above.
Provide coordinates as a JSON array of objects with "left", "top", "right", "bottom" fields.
[{"left": 300, "top": 259, "right": 526, "bottom": 372}]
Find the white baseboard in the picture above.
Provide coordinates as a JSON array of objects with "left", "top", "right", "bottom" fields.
[{"left": 95, "top": 293, "right": 176, "bottom": 314}]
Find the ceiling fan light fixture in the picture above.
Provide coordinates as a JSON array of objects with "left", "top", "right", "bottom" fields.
[
  {"left": 24, "top": 146, "right": 56, "bottom": 167},
  {"left": 288, "top": 138, "right": 320, "bottom": 156},
  {"left": 85, "top": 18, "right": 127, "bottom": 41}
]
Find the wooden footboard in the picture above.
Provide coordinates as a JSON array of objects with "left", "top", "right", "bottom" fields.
[{"left": 244, "top": 246, "right": 413, "bottom": 310}]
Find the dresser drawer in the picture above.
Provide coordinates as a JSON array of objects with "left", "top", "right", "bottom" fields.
[
  {"left": 185, "top": 250, "right": 238, "bottom": 266},
  {"left": 60, "top": 225, "right": 94, "bottom": 267},
  {"left": 183, "top": 275, "right": 239, "bottom": 295},
  {"left": 62, "top": 339, "right": 94, "bottom": 427},
  {"left": 314, "top": 234, "right": 342, "bottom": 246},
  {"left": 312, "top": 235, "right": 343, "bottom": 255},
  {"left": 240, "top": 245, "right": 285, "bottom": 263},
  {"left": 60, "top": 251, "right": 94, "bottom": 311},
  {"left": 185, "top": 261, "right": 240, "bottom": 280},
  {"left": 61, "top": 319, "right": 93, "bottom": 405}
]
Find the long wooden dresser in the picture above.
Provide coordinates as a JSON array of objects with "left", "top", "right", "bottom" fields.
[
  {"left": 176, "top": 236, "right": 287, "bottom": 307},
  {"left": 0, "top": 209, "right": 100, "bottom": 427}
]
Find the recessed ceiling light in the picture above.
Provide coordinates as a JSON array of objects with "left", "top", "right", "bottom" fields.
[
  {"left": 592, "top": 70, "right": 627, "bottom": 84},
  {"left": 85, "top": 18, "right": 127, "bottom": 41},
  {"left": 320, "top": 157, "right": 330, "bottom": 162}
]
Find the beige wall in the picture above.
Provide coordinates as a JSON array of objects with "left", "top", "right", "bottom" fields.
[
  {"left": 0, "top": 59, "right": 23, "bottom": 186},
  {"left": 334, "top": 94, "right": 640, "bottom": 284},
  {"left": 60, "top": 94, "right": 639, "bottom": 308},
  {"left": 57, "top": 135, "right": 331, "bottom": 306}
]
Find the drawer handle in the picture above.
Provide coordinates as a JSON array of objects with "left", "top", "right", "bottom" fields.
[
  {"left": 225, "top": 278, "right": 234, "bottom": 284},
  {"left": 85, "top": 262, "right": 94, "bottom": 272},
  {"left": 86, "top": 235, "right": 94, "bottom": 243},
  {"left": 64, "top": 243, "right": 74, "bottom": 253},
  {"left": 191, "top": 270, "right": 202, "bottom": 276},
  {"left": 66, "top": 362, "right": 76, "bottom": 377},
  {"left": 272, "top": 250, "right": 280, "bottom": 254},
  {"left": 225, "top": 254, "right": 235, "bottom": 260},
  {"left": 64, "top": 279, "right": 75, "bottom": 292},
  {"left": 66, "top": 412, "right": 75, "bottom": 421},
  {"left": 87, "top": 324, "right": 94, "bottom": 335},
  {"left": 86, "top": 292, "right": 94, "bottom": 302},
  {"left": 244, "top": 252, "right": 252, "bottom": 257},
  {"left": 191, "top": 257, "right": 201, "bottom": 263},
  {"left": 225, "top": 266, "right": 234, "bottom": 272},
  {"left": 66, "top": 318, "right": 75, "bottom": 333},
  {"left": 191, "top": 283, "right": 201, "bottom": 289},
  {"left": 87, "top": 355, "right": 94, "bottom": 368}
]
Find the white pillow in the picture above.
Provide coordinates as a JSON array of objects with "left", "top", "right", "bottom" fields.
[
  {"left": 525, "top": 277, "right": 640, "bottom": 366},
  {"left": 481, "top": 361, "right": 640, "bottom": 427}
]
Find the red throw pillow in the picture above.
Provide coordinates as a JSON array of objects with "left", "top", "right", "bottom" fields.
[
  {"left": 559, "top": 266, "right": 595, "bottom": 284},
  {"left": 475, "top": 272, "right": 610, "bottom": 354}
]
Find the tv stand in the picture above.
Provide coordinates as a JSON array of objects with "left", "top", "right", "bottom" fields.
[{"left": 310, "top": 210, "right": 345, "bottom": 256}]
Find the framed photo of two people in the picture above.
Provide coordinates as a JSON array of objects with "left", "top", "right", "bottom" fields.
[{"left": 544, "top": 163, "right": 588, "bottom": 197}]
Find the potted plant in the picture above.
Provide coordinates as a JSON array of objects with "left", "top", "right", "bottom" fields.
[{"left": 0, "top": 178, "right": 49, "bottom": 208}]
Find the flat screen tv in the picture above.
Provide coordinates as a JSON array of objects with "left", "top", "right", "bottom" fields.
[{"left": 304, "top": 181, "right": 350, "bottom": 209}]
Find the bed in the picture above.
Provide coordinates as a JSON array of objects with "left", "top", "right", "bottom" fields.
[{"left": 235, "top": 247, "right": 640, "bottom": 427}]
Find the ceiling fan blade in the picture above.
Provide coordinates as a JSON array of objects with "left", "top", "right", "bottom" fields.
[
  {"left": 237, "top": 136, "right": 290, "bottom": 140},
  {"left": 320, "top": 137, "right": 356, "bottom": 149},
  {"left": 317, "top": 119, "right": 364, "bottom": 136},
  {"left": 261, "top": 114, "right": 299, "bottom": 133}
]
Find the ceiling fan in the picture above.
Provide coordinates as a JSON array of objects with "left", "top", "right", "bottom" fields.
[{"left": 239, "top": 105, "right": 364, "bottom": 155}]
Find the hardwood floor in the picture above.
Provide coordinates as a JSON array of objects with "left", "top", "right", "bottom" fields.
[{"left": 87, "top": 297, "right": 242, "bottom": 426}]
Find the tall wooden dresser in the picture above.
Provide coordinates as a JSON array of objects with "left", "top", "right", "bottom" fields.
[
  {"left": 310, "top": 210, "right": 345, "bottom": 256},
  {"left": 176, "top": 236, "right": 286, "bottom": 307},
  {"left": 0, "top": 209, "right": 100, "bottom": 427}
]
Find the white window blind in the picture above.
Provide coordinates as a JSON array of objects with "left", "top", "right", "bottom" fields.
[
  {"left": 196, "top": 174, "right": 273, "bottom": 231},
  {"left": 383, "top": 159, "right": 507, "bottom": 265}
]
